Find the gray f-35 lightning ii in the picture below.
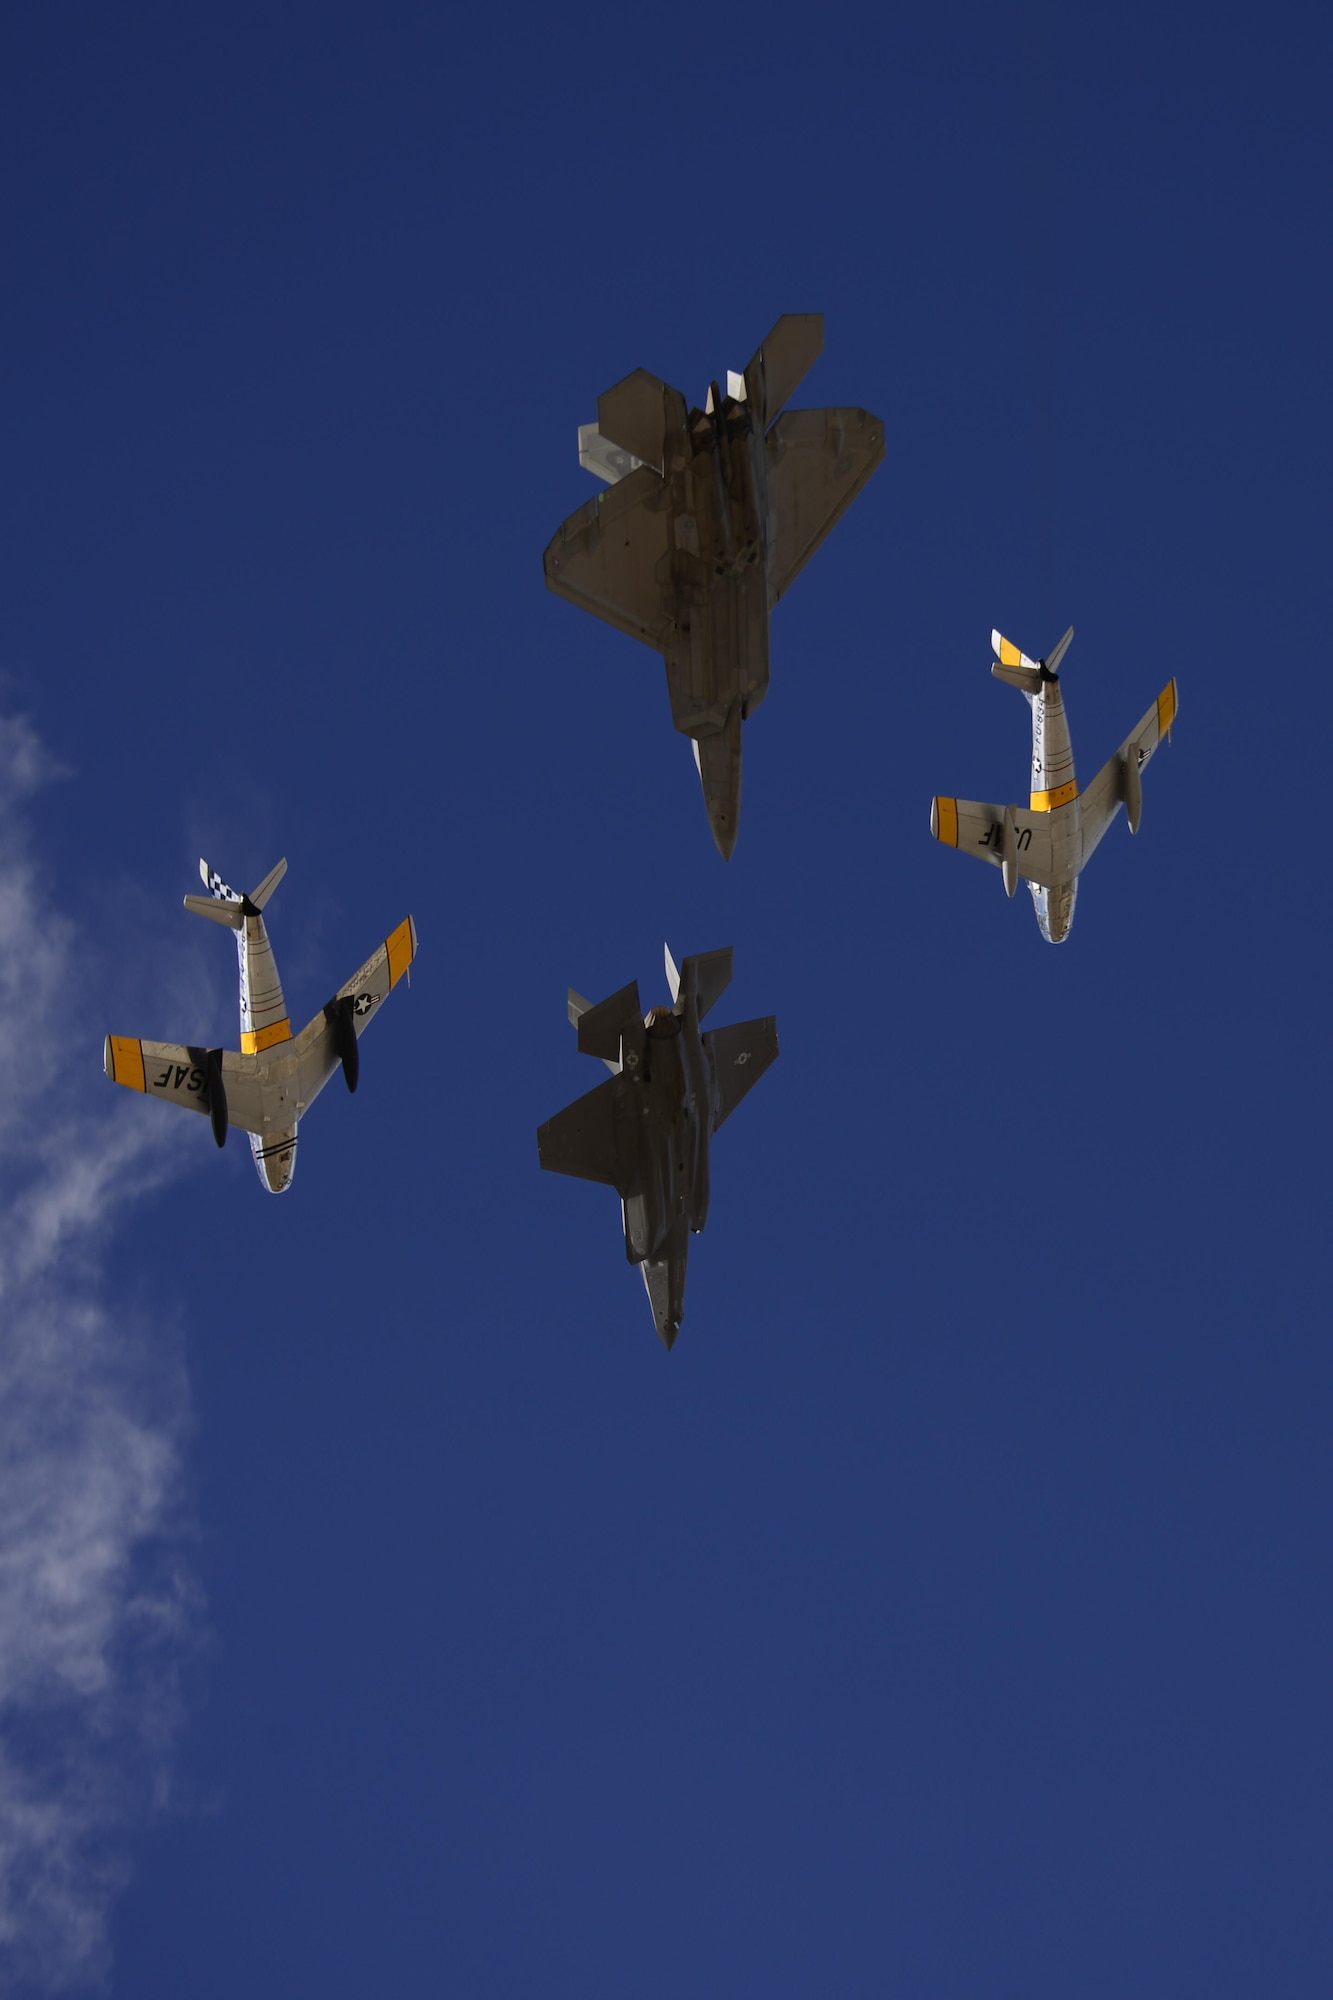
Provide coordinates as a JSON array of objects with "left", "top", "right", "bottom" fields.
[
  {"left": 930, "top": 628, "right": 1179, "bottom": 942},
  {"left": 544, "top": 315, "right": 884, "bottom": 858},
  {"left": 105, "top": 858, "right": 417, "bottom": 1191},
  {"left": 537, "top": 947, "right": 778, "bottom": 1348}
]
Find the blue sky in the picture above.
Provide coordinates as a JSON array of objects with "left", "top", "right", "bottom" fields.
[{"left": 2, "top": 2, "right": 1331, "bottom": 1993}]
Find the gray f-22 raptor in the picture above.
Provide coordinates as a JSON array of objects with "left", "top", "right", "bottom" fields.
[
  {"left": 930, "top": 628, "right": 1179, "bottom": 942},
  {"left": 544, "top": 315, "right": 884, "bottom": 858},
  {"left": 537, "top": 947, "right": 778, "bottom": 1348},
  {"left": 105, "top": 858, "right": 417, "bottom": 1191}
]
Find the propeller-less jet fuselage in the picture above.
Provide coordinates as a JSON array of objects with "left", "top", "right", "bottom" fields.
[
  {"left": 105, "top": 858, "right": 417, "bottom": 1191},
  {"left": 537, "top": 947, "right": 778, "bottom": 1347},
  {"left": 544, "top": 314, "right": 884, "bottom": 858},
  {"left": 931, "top": 629, "right": 1179, "bottom": 942}
]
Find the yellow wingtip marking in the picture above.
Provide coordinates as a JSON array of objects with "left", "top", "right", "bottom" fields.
[
  {"left": 998, "top": 636, "right": 1023, "bottom": 667},
  {"left": 386, "top": 917, "right": 416, "bottom": 988},
  {"left": 107, "top": 1035, "right": 146, "bottom": 1092},
  {"left": 933, "top": 797, "right": 959, "bottom": 846},
  {"left": 1157, "top": 680, "right": 1178, "bottom": 738}
]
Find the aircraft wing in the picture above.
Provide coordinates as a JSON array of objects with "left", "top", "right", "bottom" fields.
[
  {"left": 292, "top": 917, "right": 418, "bottom": 1109},
  {"left": 543, "top": 465, "right": 675, "bottom": 652},
  {"left": 104, "top": 1037, "right": 266, "bottom": 1135},
  {"left": 930, "top": 797, "right": 1059, "bottom": 887},
  {"left": 764, "top": 405, "right": 885, "bottom": 602},
  {"left": 537, "top": 1076, "right": 632, "bottom": 1192},
  {"left": 1078, "top": 680, "right": 1179, "bottom": 866},
  {"left": 704, "top": 1016, "right": 779, "bottom": 1131}
]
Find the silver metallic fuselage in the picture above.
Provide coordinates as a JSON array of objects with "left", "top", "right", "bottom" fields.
[
  {"left": 1025, "top": 674, "right": 1079, "bottom": 944},
  {"left": 233, "top": 912, "right": 298, "bottom": 1191}
]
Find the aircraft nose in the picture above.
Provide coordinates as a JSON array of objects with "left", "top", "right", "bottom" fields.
[{"left": 709, "top": 810, "right": 737, "bottom": 861}]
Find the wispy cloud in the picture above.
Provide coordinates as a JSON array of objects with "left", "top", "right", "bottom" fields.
[{"left": 0, "top": 717, "right": 199, "bottom": 1993}]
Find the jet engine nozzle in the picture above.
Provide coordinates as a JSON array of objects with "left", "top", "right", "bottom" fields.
[
  {"left": 205, "top": 1048, "right": 228, "bottom": 1148},
  {"left": 333, "top": 993, "right": 360, "bottom": 1093},
  {"left": 1001, "top": 806, "right": 1020, "bottom": 898},
  {"left": 1122, "top": 749, "right": 1143, "bottom": 834}
]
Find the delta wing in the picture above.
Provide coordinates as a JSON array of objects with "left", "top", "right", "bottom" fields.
[
  {"left": 765, "top": 407, "right": 885, "bottom": 602},
  {"left": 543, "top": 467, "right": 674, "bottom": 651}
]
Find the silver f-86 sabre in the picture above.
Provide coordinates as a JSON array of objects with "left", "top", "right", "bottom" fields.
[
  {"left": 105, "top": 858, "right": 417, "bottom": 1191},
  {"left": 544, "top": 315, "right": 884, "bottom": 858},
  {"left": 538, "top": 947, "right": 778, "bottom": 1348},
  {"left": 931, "top": 628, "right": 1179, "bottom": 942}
]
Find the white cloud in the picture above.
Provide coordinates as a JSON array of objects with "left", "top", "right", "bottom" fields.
[{"left": 0, "top": 717, "right": 199, "bottom": 1993}]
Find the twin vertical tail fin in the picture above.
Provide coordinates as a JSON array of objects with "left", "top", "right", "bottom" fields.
[
  {"left": 183, "top": 856, "right": 287, "bottom": 927},
  {"left": 664, "top": 944, "right": 733, "bottom": 1020},
  {"left": 990, "top": 626, "right": 1074, "bottom": 692}
]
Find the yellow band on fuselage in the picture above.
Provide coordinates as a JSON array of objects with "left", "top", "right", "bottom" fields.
[
  {"left": 107, "top": 1035, "right": 146, "bottom": 1091},
  {"left": 1030, "top": 780, "right": 1078, "bottom": 811},
  {"left": 241, "top": 1019, "right": 292, "bottom": 1055}
]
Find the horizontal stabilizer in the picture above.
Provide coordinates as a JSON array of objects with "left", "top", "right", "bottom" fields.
[
  {"left": 676, "top": 946, "right": 733, "bottom": 1021},
  {"left": 183, "top": 893, "right": 244, "bottom": 928},
  {"left": 704, "top": 1016, "right": 779, "bottom": 1129},
  {"left": 597, "top": 369, "right": 670, "bottom": 476},
  {"left": 1045, "top": 626, "right": 1074, "bottom": 674},
  {"left": 569, "top": 988, "right": 620, "bottom": 1073},
  {"left": 744, "top": 314, "right": 824, "bottom": 428},
  {"left": 992, "top": 630, "right": 1039, "bottom": 673},
  {"left": 992, "top": 661, "right": 1043, "bottom": 693},
  {"left": 575, "top": 980, "right": 642, "bottom": 1063},
  {"left": 249, "top": 857, "right": 288, "bottom": 910}
]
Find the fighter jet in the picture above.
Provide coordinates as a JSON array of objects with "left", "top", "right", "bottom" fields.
[
  {"left": 104, "top": 858, "right": 417, "bottom": 1190},
  {"left": 930, "top": 628, "right": 1179, "bottom": 942},
  {"left": 543, "top": 315, "right": 884, "bottom": 858},
  {"left": 537, "top": 946, "right": 778, "bottom": 1348}
]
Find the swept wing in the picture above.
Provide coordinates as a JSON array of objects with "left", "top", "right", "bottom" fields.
[
  {"left": 929, "top": 796, "right": 1059, "bottom": 887},
  {"left": 290, "top": 916, "right": 418, "bottom": 1108},
  {"left": 104, "top": 1038, "right": 266, "bottom": 1134},
  {"left": 1077, "top": 680, "right": 1179, "bottom": 866},
  {"left": 105, "top": 917, "right": 417, "bottom": 1127}
]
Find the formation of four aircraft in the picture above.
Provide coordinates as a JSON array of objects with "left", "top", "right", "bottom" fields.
[{"left": 104, "top": 314, "right": 1178, "bottom": 1346}]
